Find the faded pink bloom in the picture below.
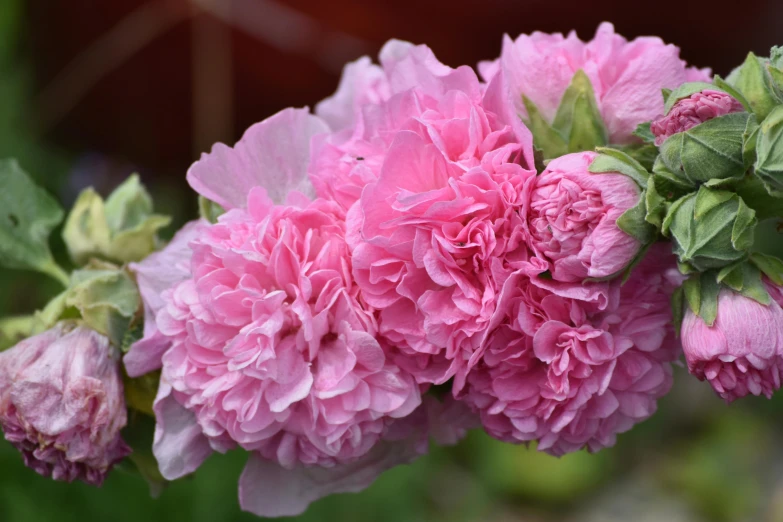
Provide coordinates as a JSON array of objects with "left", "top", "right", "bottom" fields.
[
  {"left": 527, "top": 151, "right": 642, "bottom": 283},
  {"left": 481, "top": 22, "right": 712, "bottom": 143},
  {"left": 463, "top": 245, "right": 681, "bottom": 456},
  {"left": 650, "top": 89, "right": 745, "bottom": 145},
  {"left": 0, "top": 324, "right": 130, "bottom": 485},
  {"left": 681, "top": 283, "right": 783, "bottom": 402}
]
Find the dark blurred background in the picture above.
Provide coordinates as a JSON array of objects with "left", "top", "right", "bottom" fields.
[{"left": 2, "top": 1, "right": 783, "bottom": 521}]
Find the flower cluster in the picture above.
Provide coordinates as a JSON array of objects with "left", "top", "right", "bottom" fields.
[{"left": 5, "top": 20, "right": 783, "bottom": 520}]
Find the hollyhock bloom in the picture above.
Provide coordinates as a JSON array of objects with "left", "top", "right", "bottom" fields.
[
  {"left": 463, "top": 245, "right": 682, "bottom": 456},
  {"left": 318, "top": 41, "right": 537, "bottom": 388},
  {"left": 527, "top": 151, "right": 642, "bottom": 282},
  {"left": 650, "top": 89, "right": 746, "bottom": 145},
  {"left": 310, "top": 40, "right": 535, "bottom": 213},
  {"left": 0, "top": 324, "right": 130, "bottom": 485},
  {"left": 130, "top": 106, "right": 470, "bottom": 516},
  {"left": 681, "top": 283, "right": 783, "bottom": 402},
  {"left": 480, "top": 22, "right": 711, "bottom": 143}
]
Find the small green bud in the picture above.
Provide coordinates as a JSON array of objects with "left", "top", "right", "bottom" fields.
[
  {"left": 659, "top": 112, "right": 751, "bottom": 186},
  {"left": 63, "top": 175, "right": 171, "bottom": 265},
  {"left": 664, "top": 187, "right": 757, "bottom": 271}
]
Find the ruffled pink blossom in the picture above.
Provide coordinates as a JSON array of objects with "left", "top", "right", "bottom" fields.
[
  {"left": 480, "top": 22, "right": 711, "bottom": 143},
  {"left": 527, "top": 151, "right": 642, "bottom": 282},
  {"left": 154, "top": 189, "right": 420, "bottom": 473},
  {"left": 316, "top": 42, "right": 538, "bottom": 388},
  {"left": 681, "top": 283, "right": 783, "bottom": 402},
  {"left": 0, "top": 324, "right": 130, "bottom": 485},
  {"left": 463, "top": 245, "right": 681, "bottom": 456},
  {"left": 650, "top": 89, "right": 745, "bottom": 145},
  {"left": 310, "top": 40, "right": 536, "bottom": 213}
]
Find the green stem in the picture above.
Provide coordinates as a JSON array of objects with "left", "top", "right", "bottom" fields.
[{"left": 40, "top": 259, "right": 71, "bottom": 287}]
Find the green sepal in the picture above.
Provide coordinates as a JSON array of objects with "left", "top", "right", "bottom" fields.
[
  {"left": 661, "top": 88, "right": 673, "bottom": 106},
  {"left": 619, "top": 143, "right": 658, "bottom": 172},
  {"left": 750, "top": 252, "right": 783, "bottom": 285},
  {"left": 0, "top": 316, "right": 35, "bottom": 351},
  {"left": 659, "top": 112, "right": 750, "bottom": 185},
  {"left": 665, "top": 187, "right": 757, "bottom": 271},
  {"left": 551, "top": 70, "right": 608, "bottom": 152},
  {"left": 644, "top": 176, "right": 667, "bottom": 230},
  {"left": 632, "top": 122, "right": 656, "bottom": 144},
  {"left": 728, "top": 52, "right": 782, "bottom": 120},
  {"left": 713, "top": 75, "right": 752, "bottom": 112},
  {"left": 682, "top": 271, "right": 721, "bottom": 326},
  {"left": 64, "top": 264, "right": 141, "bottom": 347},
  {"left": 651, "top": 156, "right": 697, "bottom": 203},
  {"left": 734, "top": 173, "right": 783, "bottom": 220},
  {"left": 754, "top": 105, "right": 783, "bottom": 197},
  {"left": 671, "top": 285, "right": 684, "bottom": 336},
  {"left": 63, "top": 175, "right": 171, "bottom": 266},
  {"left": 716, "top": 261, "right": 770, "bottom": 305},
  {"left": 664, "top": 82, "right": 717, "bottom": 114},
  {"left": 589, "top": 147, "right": 649, "bottom": 188},
  {"left": 198, "top": 195, "right": 226, "bottom": 224},
  {"left": 617, "top": 196, "right": 657, "bottom": 244},
  {"left": 124, "top": 370, "right": 159, "bottom": 417},
  {"left": 522, "top": 96, "right": 568, "bottom": 161},
  {"left": 0, "top": 159, "right": 69, "bottom": 286}
]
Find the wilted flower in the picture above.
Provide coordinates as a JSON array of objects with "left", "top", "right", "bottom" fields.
[
  {"left": 0, "top": 324, "right": 130, "bottom": 485},
  {"left": 480, "top": 22, "right": 711, "bottom": 144},
  {"left": 681, "top": 283, "right": 783, "bottom": 402},
  {"left": 651, "top": 89, "right": 745, "bottom": 145},
  {"left": 526, "top": 151, "right": 643, "bottom": 282}
]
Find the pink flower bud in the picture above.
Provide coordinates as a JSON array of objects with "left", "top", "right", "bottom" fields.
[
  {"left": 527, "top": 151, "right": 643, "bottom": 283},
  {"left": 681, "top": 286, "right": 783, "bottom": 402},
  {"left": 0, "top": 324, "right": 131, "bottom": 485},
  {"left": 650, "top": 90, "right": 745, "bottom": 145}
]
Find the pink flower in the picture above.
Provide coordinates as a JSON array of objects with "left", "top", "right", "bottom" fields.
[
  {"left": 317, "top": 42, "right": 538, "bottom": 388},
  {"left": 650, "top": 89, "right": 745, "bottom": 145},
  {"left": 463, "top": 245, "right": 681, "bottom": 456},
  {"left": 310, "top": 40, "right": 536, "bottom": 212},
  {"left": 0, "top": 324, "right": 131, "bottom": 485},
  {"left": 527, "top": 151, "right": 642, "bottom": 282},
  {"left": 481, "top": 22, "right": 712, "bottom": 143},
  {"left": 681, "top": 283, "right": 783, "bottom": 402},
  {"left": 129, "top": 104, "right": 473, "bottom": 516}
]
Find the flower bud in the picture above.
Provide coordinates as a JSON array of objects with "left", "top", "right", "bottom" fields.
[
  {"left": 754, "top": 105, "right": 783, "bottom": 196},
  {"left": 657, "top": 87, "right": 751, "bottom": 185},
  {"left": 664, "top": 187, "right": 757, "bottom": 271},
  {"left": 682, "top": 284, "right": 783, "bottom": 402},
  {"left": 63, "top": 175, "right": 171, "bottom": 265},
  {"left": 0, "top": 324, "right": 131, "bottom": 485},
  {"left": 651, "top": 89, "right": 745, "bottom": 146}
]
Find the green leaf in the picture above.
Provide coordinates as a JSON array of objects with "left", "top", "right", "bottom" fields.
[
  {"left": 0, "top": 159, "right": 69, "bottom": 285},
  {"left": 198, "top": 195, "right": 227, "bottom": 225},
  {"left": 632, "top": 122, "right": 656, "bottom": 144},
  {"left": 589, "top": 147, "right": 649, "bottom": 188},
  {"left": 551, "top": 70, "right": 608, "bottom": 152},
  {"left": 751, "top": 252, "right": 783, "bottom": 285},
  {"left": 522, "top": 96, "right": 568, "bottom": 160},
  {"left": 728, "top": 52, "right": 782, "bottom": 120},
  {"left": 65, "top": 266, "right": 140, "bottom": 347}
]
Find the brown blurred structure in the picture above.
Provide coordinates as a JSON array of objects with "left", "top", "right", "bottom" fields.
[{"left": 26, "top": 0, "right": 783, "bottom": 183}]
